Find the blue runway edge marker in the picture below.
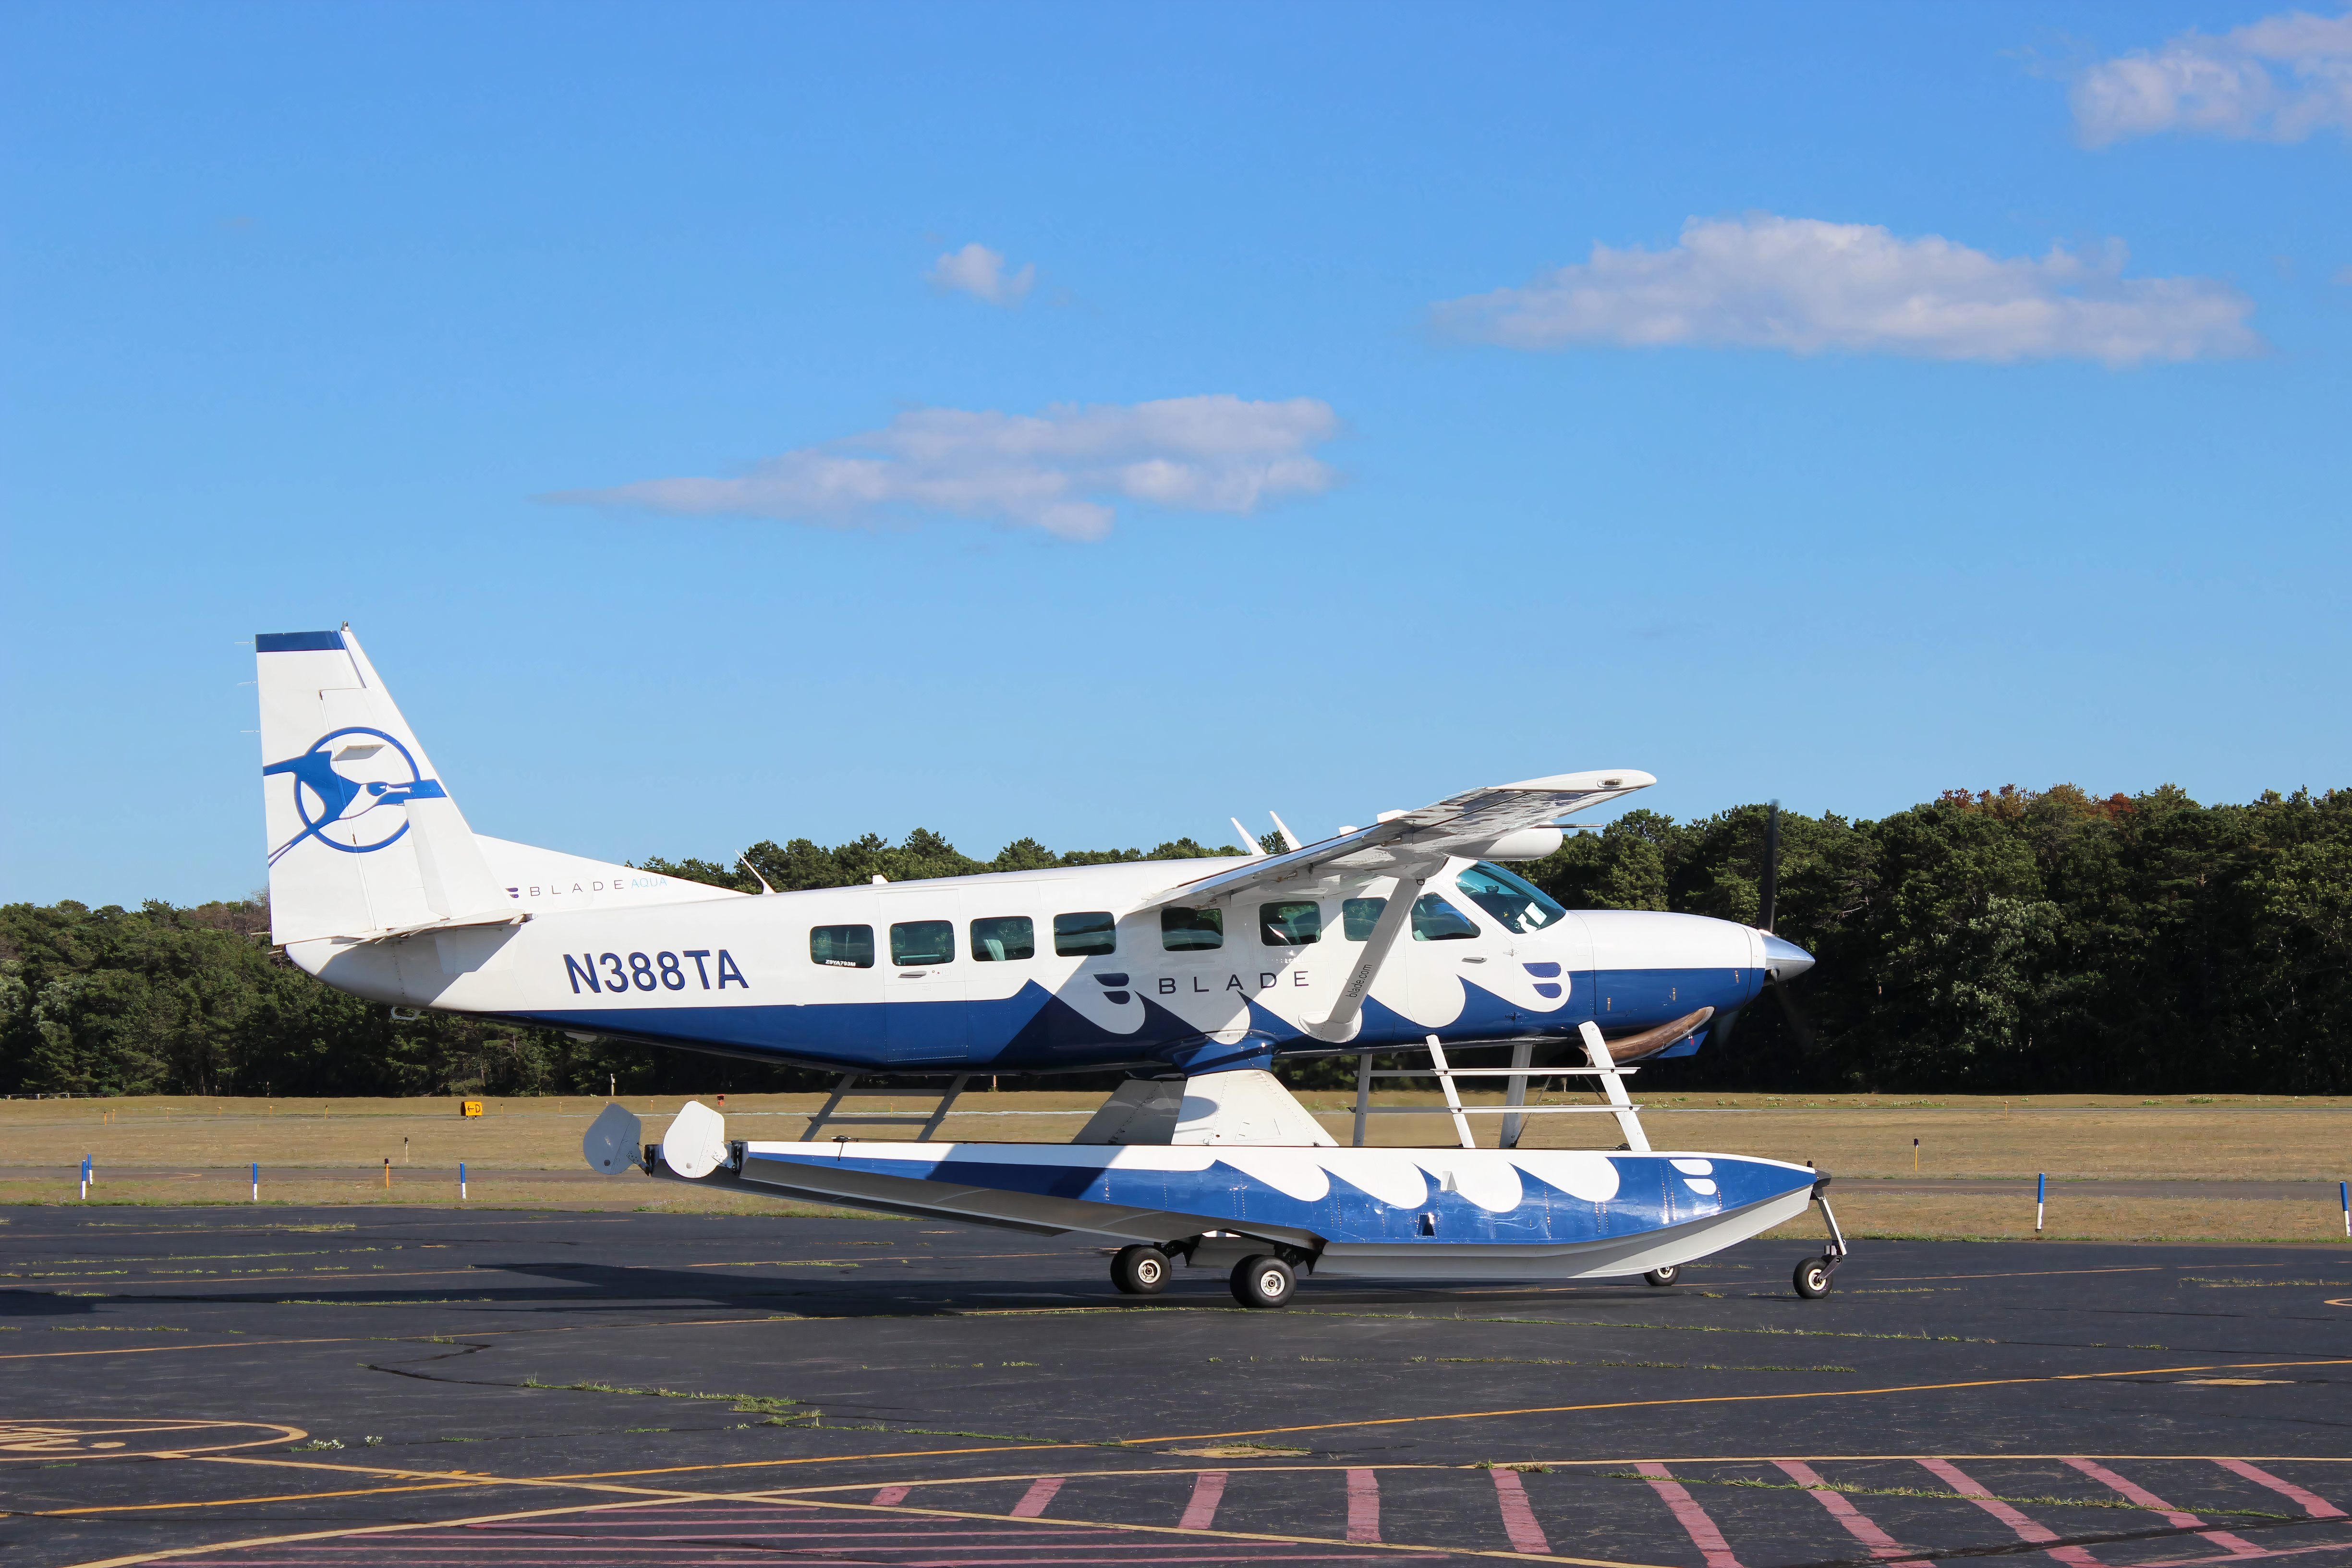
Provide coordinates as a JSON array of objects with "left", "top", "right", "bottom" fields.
[{"left": 2037, "top": 1172, "right": 2047, "bottom": 1235}]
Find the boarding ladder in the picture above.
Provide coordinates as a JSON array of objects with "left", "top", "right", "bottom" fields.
[{"left": 1347, "top": 1021, "right": 1650, "bottom": 1152}]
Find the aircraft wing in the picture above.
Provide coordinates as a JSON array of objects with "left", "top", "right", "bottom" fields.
[{"left": 1140, "top": 769, "right": 1654, "bottom": 910}]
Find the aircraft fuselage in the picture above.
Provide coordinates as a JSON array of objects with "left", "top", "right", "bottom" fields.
[{"left": 291, "top": 853, "right": 1772, "bottom": 1076}]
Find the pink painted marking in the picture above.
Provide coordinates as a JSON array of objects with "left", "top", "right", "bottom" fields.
[
  {"left": 1635, "top": 1461, "right": 1744, "bottom": 1568},
  {"left": 1919, "top": 1458, "right": 2101, "bottom": 1568},
  {"left": 2126, "top": 1542, "right": 2352, "bottom": 1568},
  {"left": 1010, "top": 1476, "right": 1065, "bottom": 1517},
  {"left": 2066, "top": 1457, "right": 2262, "bottom": 1555},
  {"left": 1490, "top": 1468, "right": 1552, "bottom": 1555},
  {"left": 1181, "top": 1471, "right": 1228, "bottom": 1530},
  {"left": 1347, "top": 1468, "right": 1382, "bottom": 1544},
  {"left": 871, "top": 1484, "right": 911, "bottom": 1506},
  {"left": 1775, "top": 1460, "right": 1929, "bottom": 1567},
  {"left": 2215, "top": 1460, "right": 2348, "bottom": 1520}
]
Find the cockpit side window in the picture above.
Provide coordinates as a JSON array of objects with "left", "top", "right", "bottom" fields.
[{"left": 1456, "top": 862, "right": 1569, "bottom": 934}]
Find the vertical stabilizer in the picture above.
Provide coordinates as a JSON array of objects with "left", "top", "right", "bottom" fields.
[{"left": 257, "top": 626, "right": 508, "bottom": 945}]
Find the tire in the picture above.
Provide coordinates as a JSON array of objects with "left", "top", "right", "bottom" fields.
[
  {"left": 1111, "top": 1244, "right": 1169, "bottom": 1296},
  {"left": 1642, "top": 1266, "right": 1680, "bottom": 1288},
  {"left": 1793, "top": 1256, "right": 1834, "bottom": 1299},
  {"left": 1230, "top": 1254, "right": 1296, "bottom": 1309}
]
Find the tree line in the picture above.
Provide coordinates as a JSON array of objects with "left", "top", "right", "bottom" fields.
[{"left": 3, "top": 785, "right": 2345, "bottom": 1098}]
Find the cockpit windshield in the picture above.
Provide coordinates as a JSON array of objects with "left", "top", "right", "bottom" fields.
[{"left": 1456, "top": 862, "right": 1569, "bottom": 934}]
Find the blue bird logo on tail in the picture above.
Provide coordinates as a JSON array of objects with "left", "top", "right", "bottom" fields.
[{"left": 264, "top": 726, "right": 447, "bottom": 863}]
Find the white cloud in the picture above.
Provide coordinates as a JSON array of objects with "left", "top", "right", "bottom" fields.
[
  {"left": 927, "top": 241, "right": 1036, "bottom": 306},
  {"left": 2073, "top": 8, "right": 2352, "bottom": 144},
  {"left": 550, "top": 395, "right": 1341, "bottom": 542},
  {"left": 1432, "top": 214, "right": 2261, "bottom": 367}
]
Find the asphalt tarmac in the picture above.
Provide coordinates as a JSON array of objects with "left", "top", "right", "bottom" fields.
[{"left": 3, "top": 1202, "right": 2349, "bottom": 1568}]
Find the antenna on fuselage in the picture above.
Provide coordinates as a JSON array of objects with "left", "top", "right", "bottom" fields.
[
  {"left": 740, "top": 857, "right": 777, "bottom": 895},
  {"left": 1269, "top": 811, "right": 1304, "bottom": 851},
  {"left": 1230, "top": 817, "right": 1266, "bottom": 858}
]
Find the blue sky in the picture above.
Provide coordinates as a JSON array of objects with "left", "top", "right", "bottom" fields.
[{"left": 5, "top": 3, "right": 2349, "bottom": 906}]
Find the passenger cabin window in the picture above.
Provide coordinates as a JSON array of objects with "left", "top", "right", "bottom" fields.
[
  {"left": 1457, "top": 863, "right": 1569, "bottom": 933},
  {"left": 1342, "top": 898, "right": 1385, "bottom": 940},
  {"left": 889, "top": 920, "right": 955, "bottom": 966},
  {"left": 1260, "top": 900, "right": 1322, "bottom": 946},
  {"left": 1411, "top": 894, "right": 1479, "bottom": 941},
  {"left": 1161, "top": 907, "right": 1224, "bottom": 951},
  {"left": 970, "top": 915, "right": 1034, "bottom": 961},
  {"left": 810, "top": 924, "right": 875, "bottom": 968},
  {"left": 1054, "top": 911, "right": 1117, "bottom": 957}
]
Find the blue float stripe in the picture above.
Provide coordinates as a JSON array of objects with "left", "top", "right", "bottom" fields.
[{"left": 256, "top": 630, "right": 346, "bottom": 653}]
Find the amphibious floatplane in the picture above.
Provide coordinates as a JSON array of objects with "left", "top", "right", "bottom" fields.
[{"left": 255, "top": 623, "right": 1847, "bottom": 1304}]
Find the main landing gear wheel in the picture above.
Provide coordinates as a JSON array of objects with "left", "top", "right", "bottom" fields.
[
  {"left": 1794, "top": 1255, "right": 1835, "bottom": 1299},
  {"left": 1230, "top": 1254, "right": 1295, "bottom": 1309},
  {"left": 1642, "top": 1266, "right": 1680, "bottom": 1288},
  {"left": 1111, "top": 1244, "right": 1169, "bottom": 1295}
]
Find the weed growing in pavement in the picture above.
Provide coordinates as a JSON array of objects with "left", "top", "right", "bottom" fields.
[
  {"left": 521, "top": 1378, "right": 818, "bottom": 1425},
  {"left": 288, "top": 1439, "right": 344, "bottom": 1451},
  {"left": 2183, "top": 1277, "right": 2352, "bottom": 1288}
]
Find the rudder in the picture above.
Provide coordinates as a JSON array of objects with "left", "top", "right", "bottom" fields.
[{"left": 256, "top": 626, "right": 507, "bottom": 945}]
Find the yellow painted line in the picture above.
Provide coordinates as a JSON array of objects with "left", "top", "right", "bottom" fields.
[
  {"left": 0, "top": 1337, "right": 359, "bottom": 1363},
  {"left": 1858, "top": 1266, "right": 2171, "bottom": 1282},
  {"left": 25, "top": 1250, "right": 1051, "bottom": 1288},
  {"left": 56, "top": 1462, "right": 1654, "bottom": 1568},
  {"left": 24, "top": 1267, "right": 493, "bottom": 1288},
  {"left": 679, "top": 1250, "right": 1058, "bottom": 1268},
  {"left": 33, "top": 1479, "right": 488, "bottom": 1514},
  {"left": 57, "top": 1492, "right": 709, "bottom": 1568},
  {"left": 1118, "top": 1356, "right": 2352, "bottom": 1446},
  {"left": 0, "top": 1311, "right": 802, "bottom": 1361}
]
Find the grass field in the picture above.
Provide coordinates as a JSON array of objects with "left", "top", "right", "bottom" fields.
[{"left": 4, "top": 1089, "right": 2348, "bottom": 1243}]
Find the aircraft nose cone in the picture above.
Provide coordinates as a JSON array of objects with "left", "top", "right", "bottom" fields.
[{"left": 1761, "top": 931, "right": 1815, "bottom": 983}]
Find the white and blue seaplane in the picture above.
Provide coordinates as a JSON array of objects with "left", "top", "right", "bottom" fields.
[{"left": 255, "top": 626, "right": 1848, "bottom": 1308}]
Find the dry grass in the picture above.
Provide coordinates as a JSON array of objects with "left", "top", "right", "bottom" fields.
[{"left": 4, "top": 1091, "right": 2348, "bottom": 1239}]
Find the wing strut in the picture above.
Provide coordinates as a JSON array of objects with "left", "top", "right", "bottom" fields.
[{"left": 1309, "top": 870, "right": 1434, "bottom": 1040}]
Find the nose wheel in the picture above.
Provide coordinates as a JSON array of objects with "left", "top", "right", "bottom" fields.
[
  {"left": 1642, "top": 1266, "right": 1680, "bottom": 1287},
  {"left": 1793, "top": 1179, "right": 1849, "bottom": 1300}
]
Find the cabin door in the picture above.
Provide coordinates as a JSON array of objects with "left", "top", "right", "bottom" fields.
[{"left": 880, "top": 888, "right": 972, "bottom": 1064}]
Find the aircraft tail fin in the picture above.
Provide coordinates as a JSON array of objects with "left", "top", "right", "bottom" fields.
[{"left": 256, "top": 626, "right": 509, "bottom": 946}]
